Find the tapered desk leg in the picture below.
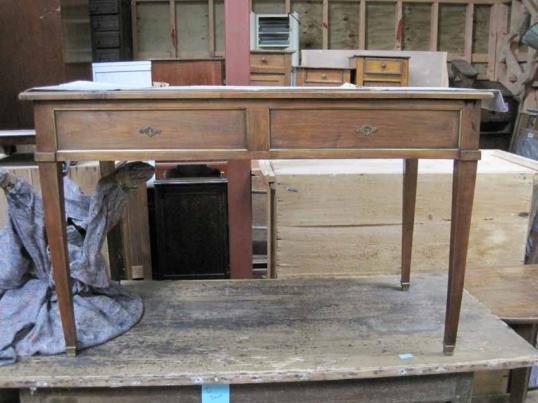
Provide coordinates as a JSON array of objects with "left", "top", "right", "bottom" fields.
[
  {"left": 39, "top": 162, "right": 77, "bottom": 356},
  {"left": 401, "top": 159, "right": 418, "bottom": 291},
  {"left": 443, "top": 160, "right": 478, "bottom": 355}
]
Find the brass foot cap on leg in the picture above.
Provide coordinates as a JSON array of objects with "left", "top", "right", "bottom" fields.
[
  {"left": 65, "top": 346, "right": 78, "bottom": 357},
  {"left": 401, "top": 282, "right": 410, "bottom": 291},
  {"left": 443, "top": 344, "right": 455, "bottom": 356}
]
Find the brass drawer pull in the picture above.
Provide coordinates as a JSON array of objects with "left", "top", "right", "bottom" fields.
[
  {"left": 139, "top": 126, "right": 162, "bottom": 137},
  {"left": 355, "top": 124, "right": 378, "bottom": 136}
]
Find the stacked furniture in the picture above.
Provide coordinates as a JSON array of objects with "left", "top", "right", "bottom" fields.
[
  {"left": 89, "top": 0, "right": 132, "bottom": 62},
  {"left": 250, "top": 50, "right": 293, "bottom": 86}
]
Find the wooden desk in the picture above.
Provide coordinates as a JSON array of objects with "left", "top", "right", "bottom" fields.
[
  {"left": 466, "top": 265, "right": 538, "bottom": 402},
  {"left": 20, "top": 87, "right": 491, "bottom": 356}
]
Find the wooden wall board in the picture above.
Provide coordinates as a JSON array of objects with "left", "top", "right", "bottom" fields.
[
  {"left": 214, "top": 0, "right": 224, "bottom": 55},
  {"left": 134, "top": 1, "right": 171, "bottom": 59},
  {"left": 473, "top": 5, "right": 491, "bottom": 54},
  {"left": 176, "top": 1, "right": 209, "bottom": 58},
  {"left": 292, "top": 0, "right": 323, "bottom": 50},
  {"left": 262, "top": 150, "right": 535, "bottom": 278},
  {"left": 328, "top": 1, "right": 360, "bottom": 49},
  {"left": 438, "top": 4, "right": 466, "bottom": 55},
  {"left": 366, "top": 2, "right": 396, "bottom": 50},
  {"left": 1, "top": 275, "right": 537, "bottom": 388},
  {"left": 402, "top": 3, "right": 431, "bottom": 51},
  {"left": 252, "top": 0, "right": 286, "bottom": 14}
]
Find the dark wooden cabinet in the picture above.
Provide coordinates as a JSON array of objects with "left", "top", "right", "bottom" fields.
[
  {"left": 89, "top": 0, "right": 132, "bottom": 62},
  {"left": 153, "top": 178, "right": 229, "bottom": 280}
]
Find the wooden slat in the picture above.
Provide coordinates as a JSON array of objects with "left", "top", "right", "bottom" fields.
[
  {"left": 169, "top": 0, "right": 177, "bottom": 58},
  {"left": 395, "top": 0, "right": 403, "bottom": 50},
  {"left": 464, "top": 3, "right": 474, "bottom": 61},
  {"left": 131, "top": 0, "right": 139, "bottom": 59},
  {"left": 486, "top": 4, "right": 497, "bottom": 79},
  {"left": 322, "top": 0, "right": 329, "bottom": 49},
  {"left": 359, "top": 0, "right": 366, "bottom": 49},
  {"left": 208, "top": 0, "right": 215, "bottom": 56},
  {"left": 430, "top": 1, "right": 439, "bottom": 50}
]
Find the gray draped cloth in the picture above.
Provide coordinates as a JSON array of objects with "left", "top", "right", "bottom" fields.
[{"left": 0, "top": 162, "right": 154, "bottom": 365}]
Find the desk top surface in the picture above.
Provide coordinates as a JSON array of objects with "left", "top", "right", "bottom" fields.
[
  {"left": 465, "top": 265, "right": 538, "bottom": 324},
  {"left": 20, "top": 85, "right": 493, "bottom": 101},
  {"left": 0, "top": 273, "right": 536, "bottom": 388}
]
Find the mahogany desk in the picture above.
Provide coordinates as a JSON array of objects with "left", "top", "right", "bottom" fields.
[{"left": 19, "top": 86, "right": 492, "bottom": 356}]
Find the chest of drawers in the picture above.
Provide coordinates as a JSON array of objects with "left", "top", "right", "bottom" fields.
[{"left": 351, "top": 55, "right": 410, "bottom": 87}]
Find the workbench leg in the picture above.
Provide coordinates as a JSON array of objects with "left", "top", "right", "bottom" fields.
[
  {"left": 38, "top": 162, "right": 77, "bottom": 356},
  {"left": 508, "top": 323, "right": 537, "bottom": 403},
  {"left": 443, "top": 160, "right": 477, "bottom": 355},
  {"left": 401, "top": 158, "right": 418, "bottom": 291}
]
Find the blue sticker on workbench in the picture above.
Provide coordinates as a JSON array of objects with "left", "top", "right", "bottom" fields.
[{"left": 202, "top": 384, "right": 230, "bottom": 403}]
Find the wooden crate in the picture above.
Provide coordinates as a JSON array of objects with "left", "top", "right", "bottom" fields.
[{"left": 260, "top": 150, "right": 538, "bottom": 278}]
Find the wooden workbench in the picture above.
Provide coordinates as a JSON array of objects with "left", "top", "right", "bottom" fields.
[
  {"left": 1, "top": 274, "right": 537, "bottom": 402},
  {"left": 466, "top": 265, "right": 538, "bottom": 402},
  {"left": 20, "top": 86, "right": 491, "bottom": 355}
]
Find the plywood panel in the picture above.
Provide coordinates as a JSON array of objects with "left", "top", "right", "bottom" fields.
[
  {"left": 275, "top": 222, "right": 526, "bottom": 277},
  {"left": 176, "top": 1, "right": 209, "bottom": 58},
  {"left": 328, "top": 1, "right": 360, "bottom": 49},
  {"left": 402, "top": 2, "right": 431, "bottom": 51},
  {"left": 473, "top": 5, "right": 491, "bottom": 54},
  {"left": 252, "top": 0, "right": 285, "bottom": 14},
  {"left": 136, "top": 1, "right": 170, "bottom": 59},
  {"left": 265, "top": 151, "right": 535, "bottom": 278},
  {"left": 292, "top": 0, "right": 322, "bottom": 50},
  {"left": 438, "top": 4, "right": 466, "bottom": 54},
  {"left": 366, "top": 2, "right": 396, "bottom": 50}
]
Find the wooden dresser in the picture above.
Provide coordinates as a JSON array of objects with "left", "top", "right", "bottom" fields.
[
  {"left": 351, "top": 55, "right": 410, "bottom": 87},
  {"left": 250, "top": 51, "right": 292, "bottom": 86},
  {"left": 296, "top": 67, "right": 352, "bottom": 87}
]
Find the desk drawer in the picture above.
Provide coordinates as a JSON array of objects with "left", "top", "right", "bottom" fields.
[
  {"left": 364, "top": 58, "right": 405, "bottom": 75},
  {"left": 297, "top": 68, "right": 351, "bottom": 86},
  {"left": 251, "top": 53, "right": 287, "bottom": 74},
  {"left": 270, "top": 109, "right": 459, "bottom": 149},
  {"left": 250, "top": 73, "right": 286, "bottom": 86},
  {"left": 55, "top": 109, "right": 247, "bottom": 150}
]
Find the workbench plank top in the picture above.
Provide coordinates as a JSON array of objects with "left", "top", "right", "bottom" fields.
[
  {"left": 465, "top": 265, "right": 538, "bottom": 324},
  {"left": 0, "top": 273, "right": 536, "bottom": 388}
]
